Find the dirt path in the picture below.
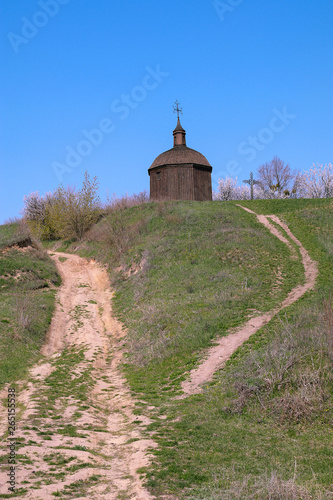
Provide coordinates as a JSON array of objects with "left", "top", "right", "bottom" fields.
[
  {"left": 0, "top": 252, "right": 156, "bottom": 499},
  {"left": 182, "top": 206, "right": 318, "bottom": 396}
]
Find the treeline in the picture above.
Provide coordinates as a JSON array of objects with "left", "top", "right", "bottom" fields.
[
  {"left": 22, "top": 158, "right": 333, "bottom": 241},
  {"left": 214, "top": 157, "right": 333, "bottom": 201}
]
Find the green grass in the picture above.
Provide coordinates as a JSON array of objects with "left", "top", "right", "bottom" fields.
[
  {"left": 51, "top": 475, "right": 101, "bottom": 498},
  {"left": 27, "top": 199, "right": 333, "bottom": 497},
  {"left": 0, "top": 224, "right": 60, "bottom": 387},
  {"left": 128, "top": 200, "right": 332, "bottom": 498},
  {"left": 75, "top": 200, "right": 332, "bottom": 498},
  {"left": 33, "top": 345, "right": 93, "bottom": 418},
  {"left": 0, "top": 221, "right": 30, "bottom": 248},
  {"left": 54, "top": 202, "right": 304, "bottom": 397},
  {"left": 108, "top": 203, "right": 304, "bottom": 400}
]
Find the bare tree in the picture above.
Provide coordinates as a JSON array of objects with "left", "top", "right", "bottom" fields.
[
  {"left": 23, "top": 192, "right": 46, "bottom": 222},
  {"left": 257, "top": 156, "right": 295, "bottom": 198}
]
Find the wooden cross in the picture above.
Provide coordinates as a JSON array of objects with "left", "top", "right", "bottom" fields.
[
  {"left": 243, "top": 172, "right": 261, "bottom": 200},
  {"left": 173, "top": 100, "right": 183, "bottom": 118}
]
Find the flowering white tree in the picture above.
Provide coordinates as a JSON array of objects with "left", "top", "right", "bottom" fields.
[
  {"left": 214, "top": 176, "right": 238, "bottom": 200},
  {"left": 237, "top": 184, "right": 251, "bottom": 200},
  {"left": 23, "top": 192, "right": 47, "bottom": 222},
  {"left": 298, "top": 163, "right": 333, "bottom": 198},
  {"left": 213, "top": 163, "right": 333, "bottom": 201},
  {"left": 214, "top": 177, "right": 247, "bottom": 200},
  {"left": 252, "top": 184, "right": 267, "bottom": 199},
  {"left": 214, "top": 177, "right": 270, "bottom": 201}
]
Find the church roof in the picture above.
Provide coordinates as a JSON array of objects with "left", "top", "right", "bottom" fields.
[
  {"left": 149, "top": 144, "right": 211, "bottom": 170},
  {"left": 149, "top": 105, "right": 212, "bottom": 171}
]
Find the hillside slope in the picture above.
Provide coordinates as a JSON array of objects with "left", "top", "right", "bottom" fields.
[
  {"left": 48, "top": 199, "right": 333, "bottom": 498},
  {"left": 0, "top": 251, "right": 154, "bottom": 499},
  {"left": 0, "top": 223, "right": 60, "bottom": 386},
  {"left": 1, "top": 200, "right": 332, "bottom": 498}
]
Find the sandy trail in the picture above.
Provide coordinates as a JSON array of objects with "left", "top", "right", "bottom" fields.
[
  {"left": 182, "top": 206, "right": 318, "bottom": 396},
  {"left": 0, "top": 252, "right": 155, "bottom": 499}
]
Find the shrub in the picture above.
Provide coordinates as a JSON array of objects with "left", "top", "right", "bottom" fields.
[{"left": 23, "top": 171, "right": 102, "bottom": 240}]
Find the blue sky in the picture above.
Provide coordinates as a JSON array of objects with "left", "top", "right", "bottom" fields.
[{"left": 1, "top": 0, "right": 333, "bottom": 223}]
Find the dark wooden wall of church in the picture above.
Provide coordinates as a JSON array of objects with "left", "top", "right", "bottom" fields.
[
  {"left": 150, "top": 164, "right": 212, "bottom": 201},
  {"left": 193, "top": 167, "right": 212, "bottom": 201},
  {"left": 150, "top": 165, "right": 191, "bottom": 200}
]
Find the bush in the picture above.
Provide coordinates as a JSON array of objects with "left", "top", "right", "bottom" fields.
[{"left": 23, "top": 171, "right": 102, "bottom": 240}]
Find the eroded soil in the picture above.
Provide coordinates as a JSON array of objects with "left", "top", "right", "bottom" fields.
[{"left": 0, "top": 252, "right": 155, "bottom": 499}]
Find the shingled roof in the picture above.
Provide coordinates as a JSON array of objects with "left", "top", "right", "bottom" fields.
[
  {"left": 149, "top": 114, "right": 211, "bottom": 170},
  {"left": 149, "top": 145, "right": 211, "bottom": 170}
]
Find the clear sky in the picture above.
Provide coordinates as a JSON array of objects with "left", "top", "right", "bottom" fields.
[{"left": 1, "top": 0, "right": 333, "bottom": 223}]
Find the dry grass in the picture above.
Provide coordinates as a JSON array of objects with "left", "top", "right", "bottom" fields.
[
  {"left": 323, "top": 295, "right": 333, "bottom": 361},
  {"left": 223, "top": 301, "right": 333, "bottom": 422},
  {"left": 85, "top": 191, "right": 151, "bottom": 261},
  {"left": 0, "top": 218, "right": 32, "bottom": 249},
  {"left": 103, "top": 190, "right": 149, "bottom": 214},
  {"left": 126, "top": 303, "right": 178, "bottom": 365},
  {"left": 87, "top": 210, "right": 147, "bottom": 259},
  {"left": 189, "top": 469, "right": 331, "bottom": 499},
  {"left": 14, "top": 290, "right": 34, "bottom": 337}
]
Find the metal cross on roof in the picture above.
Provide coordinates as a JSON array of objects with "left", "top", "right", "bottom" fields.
[{"left": 173, "top": 100, "right": 183, "bottom": 118}]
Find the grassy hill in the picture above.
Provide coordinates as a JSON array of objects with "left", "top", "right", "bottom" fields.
[
  {"left": 0, "top": 222, "right": 60, "bottom": 386},
  {"left": 1, "top": 199, "right": 332, "bottom": 498},
  {"left": 43, "top": 198, "right": 333, "bottom": 498}
]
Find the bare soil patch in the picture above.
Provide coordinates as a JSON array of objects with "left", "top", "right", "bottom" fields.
[{"left": 0, "top": 252, "right": 156, "bottom": 499}]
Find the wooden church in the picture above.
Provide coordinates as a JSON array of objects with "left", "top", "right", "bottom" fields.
[{"left": 148, "top": 102, "right": 213, "bottom": 201}]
